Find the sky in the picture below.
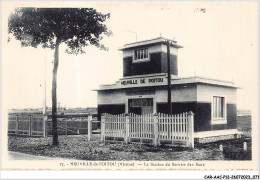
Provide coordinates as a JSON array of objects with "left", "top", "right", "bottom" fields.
[{"left": 2, "top": 1, "right": 258, "bottom": 110}]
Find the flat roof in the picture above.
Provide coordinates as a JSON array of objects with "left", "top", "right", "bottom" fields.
[
  {"left": 95, "top": 74, "right": 240, "bottom": 91},
  {"left": 118, "top": 37, "right": 183, "bottom": 51}
]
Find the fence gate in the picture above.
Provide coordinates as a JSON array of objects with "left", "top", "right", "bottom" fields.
[
  {"left": 101, "top": 114, "right": 126, "bottom": 141},
  {"left": 101, "top": 112, "right": 194, "bottom": 148},
  {"left": 129, "top": 113, "right": 154, "bottom": 143}
]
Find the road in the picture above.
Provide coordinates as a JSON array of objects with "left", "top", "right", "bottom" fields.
[{"left": 8, "top": 151, "right": 70, "bottom": 160}]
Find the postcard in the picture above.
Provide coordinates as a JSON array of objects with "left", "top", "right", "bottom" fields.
[{"left": 1, "top": 1, "right": 258, "bottom": 175}]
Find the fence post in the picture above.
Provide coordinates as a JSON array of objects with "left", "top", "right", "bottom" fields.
[
  {"left": 153, "top": 113, "right": 158, "bottom": 146},
  {"left": 43, "top": 115, "right": 47, "bottom": 137},
  {"left": 188, "top": 111, "right": 194, "bottom": 148},
  {"left": 101, "top": 114, "right": 105, "bottom": 141},
  {"left": 219, "top": 144, "right": 223, "bottom": 152},
  {"left": 88, "top": 114, "right": 92, "bottom": 141},
  {"left": 125, "top": 113, "right": 130, "bottom": 143},
  {"left": 15, "top": 115, "right": 18, "bottom": 135},
  {"left": 243, "top": 142, "right": 247, "bottom": 152}
]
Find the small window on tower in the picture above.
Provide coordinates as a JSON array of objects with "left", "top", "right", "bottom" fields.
[{"left": 134, "top": 48, "right": 149, "bottom": 62}]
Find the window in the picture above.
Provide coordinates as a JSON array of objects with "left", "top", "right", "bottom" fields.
[
  {"left": 134, "top": 48, "right": 148, "bottom": 61},
  {"left": 129, "top": 98, "right": 153, "bottom": 107},
  {"left": 213, "top": 96, "right": 225, "bottom": 118}
]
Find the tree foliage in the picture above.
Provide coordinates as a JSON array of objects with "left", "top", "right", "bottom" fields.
[
  {"left": 8, "top": 8, "right": 111, "bottom": 54},
  {"left": 8, "top": 8, "right": 111, "bottom": 145}
]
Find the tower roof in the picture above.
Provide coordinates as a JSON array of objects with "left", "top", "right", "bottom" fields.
[{"left": 118, "top": 37, "right": 183, "bottom": 51}]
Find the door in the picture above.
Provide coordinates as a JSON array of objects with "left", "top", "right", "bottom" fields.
[
  {"left": 128, "top": 98, "right": 153, "bottom": 115},
  {"left": 129, "top": 107, "right": 142, "bottom": 115}
]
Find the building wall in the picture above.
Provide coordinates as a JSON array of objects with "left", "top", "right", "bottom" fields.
[
  {"left": 197, "top": 84, "right": 237, "bottom": 103},
  {"left": 157, "top": 102, "right": 236, "bottom": 132},
  {"left": 97, "top": 90, "right": 126, "bottom": 105},
  {"left": 97, "top": 84, "right": 237, "bottom": 132},
  {"left": 196, "top": 84, "right": 237, "bottom": 128},
  {"left": 97, "top": 104, "right": 125, "bottom": 121},
  {"left": 123, "top": 52, "right": 162, "bottom": 76},
  {"left": 123, "top": 46, "right": 178, "bottom": 77},
  {"left": 226, "top": 103, "right": 237, "bottom": 129},
  {"left": 155, "top": 84, "right": 197, "bottom": 103},
  {"left": 156, "top": 102, "right": 211, "bottom": 132},
  {"left": 161, "top": 52, "right": 178, "bottom": 76},
  {"left": 98, "top": 85, "right": 197, "bottom": 109},
  {"left": 155, "top": 84, "right": 237, "bottom": 132}
]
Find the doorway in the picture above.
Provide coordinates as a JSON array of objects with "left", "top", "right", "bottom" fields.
[
  {"left": 129, "top": 107, "right": 142, "bottom": 115},
  {"left": 128, "top": 98, "right": 153, "bottom": 115}
]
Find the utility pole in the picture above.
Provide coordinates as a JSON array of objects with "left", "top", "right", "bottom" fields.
[
  {"left": 167, "top": 41, "right": 172, "bottom": 114},
  {"left": 43, "top": 50, "right": 46, "bottom": 115}
]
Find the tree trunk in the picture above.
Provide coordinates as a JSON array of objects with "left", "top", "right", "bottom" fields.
[{"left": 52, "top": 37, "right": 61, "bottom": 146}]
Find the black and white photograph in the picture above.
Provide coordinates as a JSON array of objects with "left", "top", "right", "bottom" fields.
[{"left": 1, "top": 1, "right": 258, "bottom": 175}]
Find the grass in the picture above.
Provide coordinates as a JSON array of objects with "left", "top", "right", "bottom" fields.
[
  {"left": 8, "top": 115, "right": 252, "bottom": 161},
  {"left": 196, "top": 138, "right": 252, "bottom": 160},
  {"left": 8, "top": 135, "right": 251, "bottom": 161}
]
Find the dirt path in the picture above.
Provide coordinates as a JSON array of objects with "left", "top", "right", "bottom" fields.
[{"left": 8, "top": 151, "right": 70, "bottom": 160}]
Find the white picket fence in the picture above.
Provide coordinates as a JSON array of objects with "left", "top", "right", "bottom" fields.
[{"left": 101, "top": 112, "right": 194, "bottom": 148}]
